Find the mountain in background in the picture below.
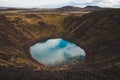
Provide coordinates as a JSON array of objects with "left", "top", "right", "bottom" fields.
[
  {"left": 57, "top": 5, "right": 113, "bottom": 11},
  {"left": 85, "top": 5, "right": 100, "bottom": 9},
  {"left": 57, "top": 6, "right": 81, "bottom": 10},
  {"left": 0, "top": 5, "right": 115, "bottom": 12}
]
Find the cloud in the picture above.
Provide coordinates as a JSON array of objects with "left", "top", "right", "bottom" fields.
[
  {"left": 93, "top": 0, "right": 120, "bottom": 8},
  {"left": 0, "top": 0, "right": 119, "bottom": 8},
  {"left": 30, "top": 38, "right": 86, "bottom": 66}
]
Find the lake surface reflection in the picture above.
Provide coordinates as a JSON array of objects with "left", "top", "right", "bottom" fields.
[{"left": 30, "top": 38, "right": 86, "bottom": 66}]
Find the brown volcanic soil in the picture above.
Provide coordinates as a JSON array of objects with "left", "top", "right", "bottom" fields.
[
  {"left": 63, "top": 9, "right": 120, "bottom": 57},
  {"left": 0, "top": 9, "right": 120, "bottom": 80}
]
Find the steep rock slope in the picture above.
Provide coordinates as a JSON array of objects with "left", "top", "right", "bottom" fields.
[
  {"left": 64, "top": 9, "right": 120, "bottom": 66},
  {"left": 0, "top": 13, "right": 67, "bottom": 67}
]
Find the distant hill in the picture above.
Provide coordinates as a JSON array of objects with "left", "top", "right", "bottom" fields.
[
  {"left": 57, "top": 5, "right": 113, "bottom": 11},
  {"left": 0, "top": 7, "right": 30, "bottom": 11},
  {"left": 57, "top": 6, "right": 81, "bottom": 11},
  {"left": 0, "top": 7, "right": 8, "bottom": 9},
  {"left": 85, "top": 5, "right": 100, "bottom": 9},
  {"left": 0, "top": 5, "right": 115, "bottom": 12},
  {"left": 60, "top": 6, "right": 81, "bottom": 9}
]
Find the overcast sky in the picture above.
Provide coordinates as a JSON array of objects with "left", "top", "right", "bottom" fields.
[{"left": 0, "top": 0, "right": 120, "bottom": 8}]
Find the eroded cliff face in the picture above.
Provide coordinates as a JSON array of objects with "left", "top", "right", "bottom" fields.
[
  {"left": 63, "top": 9, "right": 120, "bottom": 66},
  {"left": 0, "top": 9, "right": 120, "bottom": 69}
]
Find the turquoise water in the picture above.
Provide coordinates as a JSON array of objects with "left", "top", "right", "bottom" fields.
[{"left": 30, "top": 38, "right": 86, "bottom": 66}]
